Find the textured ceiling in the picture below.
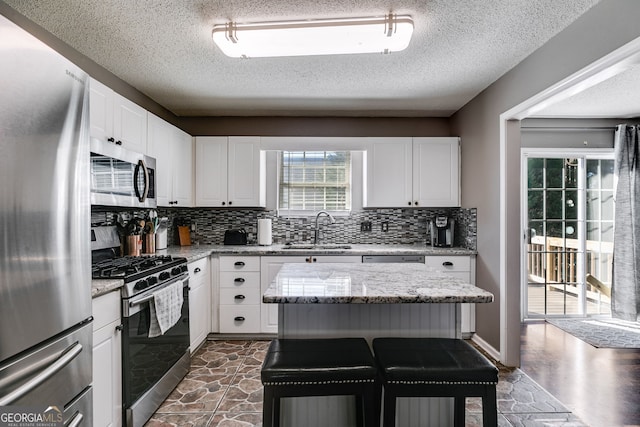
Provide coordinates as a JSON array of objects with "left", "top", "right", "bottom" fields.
[{"left": 3, "top": 0, "right": 602, "bottom": 117}]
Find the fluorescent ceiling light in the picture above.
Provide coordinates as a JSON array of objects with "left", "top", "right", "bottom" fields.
[{"left": 212, "top": 15, "right": 413, "bottom": 58}]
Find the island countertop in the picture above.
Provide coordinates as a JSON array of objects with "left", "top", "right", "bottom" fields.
[{"left": 263, "top": 262, "right": 494, "bottom": 304}]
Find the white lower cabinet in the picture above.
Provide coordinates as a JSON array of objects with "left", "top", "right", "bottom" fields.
[
  {"left": 92, "top": 291, "right": 122, "bottom": 427},
  {"left": 260, "top": 256, "right": 362, "bottom": 333},
  {"left": 219, "top": 256, "right": 261, "bottom": 333},
  {"left": 424, "top": 255, "right": 476, "bottom": 337},
  {"left": 188, "top": 257, "right": 211, "bottom": 353}
]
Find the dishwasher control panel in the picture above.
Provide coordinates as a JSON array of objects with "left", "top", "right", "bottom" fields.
[{"left": 362, "top": 255, "right": 425, "bottom": 263}]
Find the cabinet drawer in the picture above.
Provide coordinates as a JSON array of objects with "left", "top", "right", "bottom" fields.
[
  {"left": 219, "top": 306, "right": 261, "bottom": 333},
  {"left": 92, "top": 291, "right": 120, "bottom": 332},
  {"left": 220, "top": 271, "right": 260, "bottom": 289},
  {"left": 220, "top": 288, "right": 260, "bottom": 305},
  {"left": 188, "top": 257, "right": 210, "bottom": 278},
  {"left": 425, "top": 256, "right": 471, "bottom": 272},
  {"left": 220, "top": 256, "right": 260, "bottom": 272}
]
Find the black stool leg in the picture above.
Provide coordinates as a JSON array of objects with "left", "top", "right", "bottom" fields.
[
  {"left": 382, "top": 388, "right": 396, "bottom": 427},
  {"left": 454, "top": 397, "right": 465, "bottom": 427},
  {"left": 363, "top": 383, "right": 377, "bottom": 427},
  {"left": 263, "top": 386, "right": 274, "bottom": 427},
  {"left": 355, "top": 395, "right": 364, "bottom": 427},
  {"left": 482, "top": 385, "right": 498, "bottom": 427}
]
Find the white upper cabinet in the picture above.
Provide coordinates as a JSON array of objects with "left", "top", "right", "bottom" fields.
[
  {"left": 195, "top": 136, "right": 266, "bottom": 208},
  {"left": 89, "top": 78, "right": 147, "bottom": 154},
  {"left": 412, "top": 137, "right": 460, "bottom": 207},
  {"left": 364, "top": 137, "right": 460, "bottom": 208},
  {"left": 147, "top": 113, "right": 193, "bottom": 207},
  {"left": 363, "top": 138, "right": 413, "bottom": 208}
]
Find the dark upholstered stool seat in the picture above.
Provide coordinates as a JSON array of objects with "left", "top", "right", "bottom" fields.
[
  {"left": 373, "top": 338, "right": 499, "bottom": 427},
  {"left": 261, "top": 338, "right": 380, "bottom": 427}
]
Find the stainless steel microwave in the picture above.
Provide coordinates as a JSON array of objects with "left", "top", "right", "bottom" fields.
[{"left": 90, "top": 138, "right": 157, "bottom": 208}]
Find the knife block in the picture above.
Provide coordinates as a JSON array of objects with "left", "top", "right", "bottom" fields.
[{"left": 178, "top": 226, "right": 191, "bottom": 246}]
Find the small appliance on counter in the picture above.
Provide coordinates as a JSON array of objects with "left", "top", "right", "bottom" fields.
[
  {"left": 224, "top": 229, "right": 248, "bottom": 245},
  {"left": 430, "top": 215, "right": 455, "bottom": 247}
]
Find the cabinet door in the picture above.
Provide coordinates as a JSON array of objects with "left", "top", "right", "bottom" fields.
[
  {"left": 227, "top": 136, "right": 265, "bottom": 207},
  {"left": 188, "top": 258, "right": 210, "bottom": 352},
  {"left": 89, "top": 78, "right": 113, "bottom": 142},
  {"left": 413, "top": 137, "right": 460, "bottom": 207},
  {"left": 195, "top": 137, "right": 228, "bottom": 207},
  {"left": 92, "top": 292, "right": 122, "bottom": 427},
  {"left": 364, "top": 138, "right": 413, "bottom": 207},
  {"left": 171, "top": 128, "right": 194, "bottom": 207},
  {"left": 112, "top": 92, "right": 147, "bottom": 153},
  {"left": 147, "top": 114, "right": 172, "bottom": 206}
]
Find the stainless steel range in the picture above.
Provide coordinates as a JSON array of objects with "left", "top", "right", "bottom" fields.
[{"left": 92, "top": 226, "right": 190, "bottom": 427}]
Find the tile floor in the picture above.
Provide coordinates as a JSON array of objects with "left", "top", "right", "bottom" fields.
[{"left": 145, "top": 339, "right": 586, "bottom": 427}]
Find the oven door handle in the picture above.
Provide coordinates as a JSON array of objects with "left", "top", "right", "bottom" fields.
[{"left": 128, "top": 275, "right": 189, "bottom": 308}]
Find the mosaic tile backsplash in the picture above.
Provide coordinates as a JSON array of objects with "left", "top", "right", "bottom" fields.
[{"left": 92, "top": 207, "right": 477, "bottom": 250}]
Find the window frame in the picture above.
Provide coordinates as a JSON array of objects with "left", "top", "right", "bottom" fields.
[{"left": 275, "top": 150, "right": 362, "bottom": 217}]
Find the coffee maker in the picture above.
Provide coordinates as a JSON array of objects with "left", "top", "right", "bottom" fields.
[{"left": 430, "top": 215, "right": 455, "bottom": 247}]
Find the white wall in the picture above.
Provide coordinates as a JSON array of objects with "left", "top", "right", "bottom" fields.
[{"left": 450, "top": 0, "right": 640, "bottom": 365}]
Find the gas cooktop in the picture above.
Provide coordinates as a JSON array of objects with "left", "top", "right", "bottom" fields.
[{"left": 91, "top": 255, "right": 186, "bottom": 282}]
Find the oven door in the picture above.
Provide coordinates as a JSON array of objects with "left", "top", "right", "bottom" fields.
[
  {"left": 121, "top": 276, "right": 189, "bottom": 411},
  {"left": 90, "top": 138, "right": 157, "bottom": 208}
]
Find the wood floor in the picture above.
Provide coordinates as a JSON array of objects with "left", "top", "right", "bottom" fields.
[{"left": 520, "top": 321, "right": 640, "bottom": 427}]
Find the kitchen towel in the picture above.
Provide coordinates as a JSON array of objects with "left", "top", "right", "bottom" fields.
[
  {"left": 258, "top": 219, "right": 272, "bottom": 245},
  {"left": 148, "top": 281, "right": 184, "bottom": 338}
]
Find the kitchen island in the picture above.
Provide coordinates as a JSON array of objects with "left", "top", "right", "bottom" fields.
[{"left": 263, "top": 262, "right": 494, "bottom": 427}]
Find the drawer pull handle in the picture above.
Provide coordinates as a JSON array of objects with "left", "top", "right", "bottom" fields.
[
  {"left": 194, "top": 267, "right": 201, "bottom": 273},
  {"left": 234, "top": 316, "right": 245, "bottom": 322},
  {"left": 234, "top": 261, "right": 245, "bottom": 266},
  {"left": 442, "top": 261, "right": 454, "bottom": 266},
  {"left": 234, "top": 295, "right": 245, "bottom": 300},
  {"left": 234, "top": 278, "right": 245, "bottom": 283}
]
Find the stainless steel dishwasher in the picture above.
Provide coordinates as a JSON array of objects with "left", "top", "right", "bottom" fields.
[{"left": 362, "top": 255, "right": 425, "bottom": 263}]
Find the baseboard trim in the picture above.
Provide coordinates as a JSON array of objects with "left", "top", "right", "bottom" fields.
[{"left": 471, "top": 334, "right": 501, "bottom": 362}]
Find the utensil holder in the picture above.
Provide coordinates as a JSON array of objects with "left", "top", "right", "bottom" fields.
[
  {"left": 144, "top": 234, "right": 155, "bottom": 254},
  {"left": 126, "top": 235, "right": 141, "bottom": 256}
]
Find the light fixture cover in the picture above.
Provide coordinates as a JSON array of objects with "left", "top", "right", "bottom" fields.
[{"left": 212, "top": 15, "right": 413, "bottom": 58}]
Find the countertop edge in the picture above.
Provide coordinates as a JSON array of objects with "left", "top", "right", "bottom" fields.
[{"left": 92, "top": 278, "right": 124, "bottom": 299}]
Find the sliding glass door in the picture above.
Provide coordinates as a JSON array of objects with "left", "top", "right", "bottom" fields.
[{"left": 523, "top": 153, "right": 614, "bottom": 318}]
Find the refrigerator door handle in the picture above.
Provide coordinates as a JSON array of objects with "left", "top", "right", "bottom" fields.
[
  {"left": 0, "top": 342, "right": 83, "bottom": 406},
  {"left": 66, "top": 411, "right": 84, "bottom": 427}
]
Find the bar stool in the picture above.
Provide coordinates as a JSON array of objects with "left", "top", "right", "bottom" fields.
[
  {"left": 372, "top": 337, "right": 499, "bottom": 427},
  {"left": 261, "top": 338, "right": 380, "bottom": 427}
]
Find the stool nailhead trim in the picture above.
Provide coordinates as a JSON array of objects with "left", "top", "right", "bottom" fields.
[
  {"left": 264, "top": 378, "right": 375, "bottom": 386},
  {"left": 389, "top": 380, "right": 498, "bottom": 385}
]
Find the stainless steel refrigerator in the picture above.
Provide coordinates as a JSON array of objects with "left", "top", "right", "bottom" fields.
[{"left": 0, "top": 12, "right": 93, "bottom": 425}]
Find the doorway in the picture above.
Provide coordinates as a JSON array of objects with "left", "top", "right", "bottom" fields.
[{"left": 522, "top": 153, "right": 614, "bottom": 318}]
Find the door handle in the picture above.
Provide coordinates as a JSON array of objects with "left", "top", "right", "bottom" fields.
[
  {"left": 234, "top": 316, "right": 245, "bottom": 322},
  {"left": 234, "top": 295, "right": 246, "bottom": 300},
  {"left": 442, "top": 261, "right": 454, "bottom": 266},
  {"left": 0, "top": 342, "right": 83, "bottom": 406},
  {"left": 234, "top": 278, "right": 245, "bottom": 283},
  {"left": 234, "top": 261, "right": 245, "bottom": 266}
]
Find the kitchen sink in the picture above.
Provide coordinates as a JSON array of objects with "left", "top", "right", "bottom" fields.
[{"left": 283, "top": 244, "right": 352, "bottom": 250}]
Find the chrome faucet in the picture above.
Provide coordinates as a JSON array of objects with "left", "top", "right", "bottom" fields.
[{"left": 313, "top": 210, "right": 336, "bottom": 244}]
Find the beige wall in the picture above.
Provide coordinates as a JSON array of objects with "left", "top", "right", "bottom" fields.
[{"left": 451, "top": 0, "right": 640, "bottom": 361}]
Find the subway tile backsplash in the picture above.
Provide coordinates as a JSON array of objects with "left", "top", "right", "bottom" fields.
[
  {"left": 92, "top": 207, "right": 476, "bottom": 250},
  {"left": 164, "top": 207, "right": 476, "bottom": 250}
]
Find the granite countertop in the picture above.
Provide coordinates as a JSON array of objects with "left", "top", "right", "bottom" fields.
[
  {"left": 91, "top": 244, "right": 477, "bottom": 298},
  {"left": 157, "top": 243, "right": 476, "bottom": 263},
  {"left": 263, "top": 263, "right": 493, "bottom": 304},
  {"left": 91, "top": 278, "right": 124, "bottom": 298}
]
